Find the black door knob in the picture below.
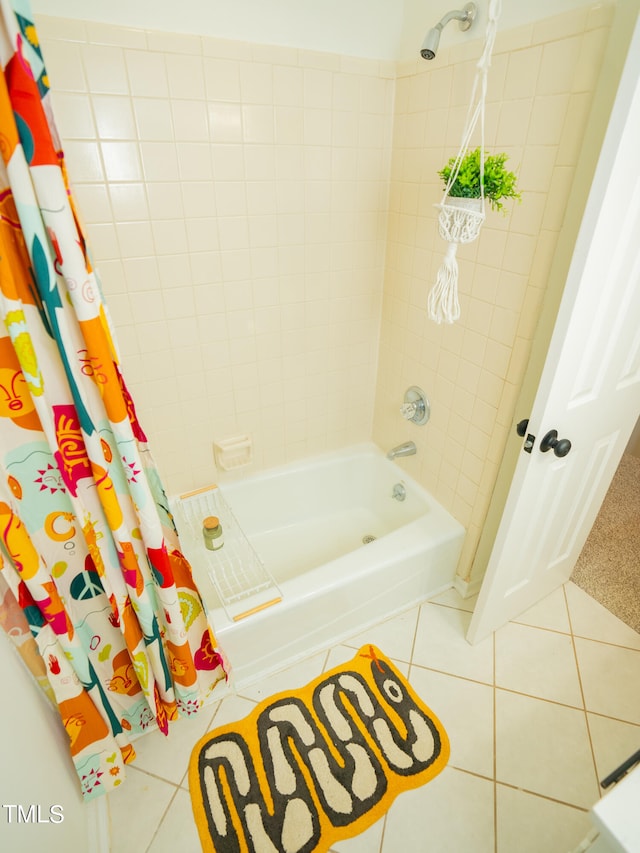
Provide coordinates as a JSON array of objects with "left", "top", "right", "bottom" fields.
[
  {"left": 516, "top": 419, "right": 529, "bottom": 437},
  {"left": 540, "top": 429, "right": 572, "bottom": 457}
]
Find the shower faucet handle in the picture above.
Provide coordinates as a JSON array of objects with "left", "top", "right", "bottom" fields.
[
  {"left": 401, "top": 401, "right": 418, "bottom": 419},
  {"left": 401, "top": 386, "right": 430, "bottom": 426}
]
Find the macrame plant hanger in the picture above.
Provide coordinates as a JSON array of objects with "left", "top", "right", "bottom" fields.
[{"left": 428, "top": 0, "right": 502, "bottom": 324}]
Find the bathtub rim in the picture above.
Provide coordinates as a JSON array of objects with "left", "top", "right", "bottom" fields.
[{"left": 188, "top": 442, "right": 465, "bottom": 687}]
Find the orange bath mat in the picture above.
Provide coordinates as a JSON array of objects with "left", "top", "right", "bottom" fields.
[{"left": 189, "top": 644, "right": 449, "bottom": 852}]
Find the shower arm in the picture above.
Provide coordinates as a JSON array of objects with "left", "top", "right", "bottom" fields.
[
  {"left": 434, "top": 7, "right": 473, "bottom": 33},
  {"left": 420, "top": 4, "right": 476, "bottom": 61}
]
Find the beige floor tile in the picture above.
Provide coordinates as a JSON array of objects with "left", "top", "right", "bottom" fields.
[
  {"left": 341, "top": 606, "right": 420, "bottom": 663},
  {"left": 131, "top": 706, "right": 218, "bottom": 785},
  {"left": 495, "top": 689, "right": 600, "bottom": 808},
  {"left": 236, "top": 650, "right": 327, "bottom": 703},
  {"left": 512, "top": 584, "right": 571, "bottom": 633},
  {"left": 323, "top": 643, "right": 410, "bottom": 678},
  {"left": 412, "top": 602, "right": 494, "bottom": 684},
  {"left": 381, "top": 767, "right": 495, "bottom": 853},
  {"left": 566, "top": 582, "right": 640, "bottom": 649},
  {"left": 495, "top": 621, "right": 582, "bottom": 706},
  {"left": 107, "top": 767, "right": 177, "bottom": 853},
  {"left": 496, "top": 784, "right": 592, "bottom": 853},
  {"left": 103, "top": 582, "right": 640, "bottom": 852},
  {"left": 330, "top": 815, "right": 386, "bottom": 852},
  {"left": 428, "top": 587, "right": 478, "bottom": 612},
  {"left": 409, "top": 666, "right": 494, "bottom": 778},
  {"left": 588, "top": 713, "right": 640, "bottom": 783},
  {"left": 574, "top": 638, "right": 640, "bottom": 724},
  {"left": 147, "top": 788, "right": 202, "bottom": 853},
  {"left": 207, "top": 693, "right": 258, "bottom": 729},
  {"left": 323, "top": 643, "right": 364, "bottom": 671}
]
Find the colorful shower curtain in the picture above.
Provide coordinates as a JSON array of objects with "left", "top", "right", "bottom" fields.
[{"left": 0, "top": 1, "right": 228, "bottom": 799}]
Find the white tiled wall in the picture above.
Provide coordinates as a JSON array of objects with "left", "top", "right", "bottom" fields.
[
  {"left": 373, "top": 4, "right": 613, "bottom": 584},
  {"left": 37, "top": 15, "right": 395, "bottom": 495},
  {"left": 36, "top": 5, "right": 614, "bottom": 586}
]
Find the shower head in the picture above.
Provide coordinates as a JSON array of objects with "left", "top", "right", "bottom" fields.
[
  {"left": 420, "top": 2, "right": 477, "bottom": 61},
  {"left": 420, "top": 27, "right": 441, "bottom": 61}
]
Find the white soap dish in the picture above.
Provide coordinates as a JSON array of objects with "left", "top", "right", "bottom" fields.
[{"left": 213, "top": 435, "right": 253, "bottom": 471}]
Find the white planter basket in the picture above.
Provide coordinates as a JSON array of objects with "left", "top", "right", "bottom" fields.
[
  {"left": 437, "top": 197, "right": 485, "bottom": 243},
  {"left": 429, "top": 197, "right": 486, "bottom": 325}
]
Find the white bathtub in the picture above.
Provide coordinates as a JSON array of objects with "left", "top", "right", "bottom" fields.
[{"left": 175, "top": 443, "right": 464, "bottom": 687}]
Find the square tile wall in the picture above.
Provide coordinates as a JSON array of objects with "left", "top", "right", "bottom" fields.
[
  {"left": 36, "top": 15, "right": 395, "bottom": 495},
  {"left": 35, "top": 6, "right": 614, "bottom": 587},
  {"left": 372, "top": 4, "right": 614, "bottom": 584}
]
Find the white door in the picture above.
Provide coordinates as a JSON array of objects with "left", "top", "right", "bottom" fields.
[{"left": 467, "top": 15, "right": 640, "bottom": 644}]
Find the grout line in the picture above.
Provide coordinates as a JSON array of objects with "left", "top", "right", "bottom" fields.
[
  {"left": 449, "top": 765, "right": 495, "bottom": 783},
  {"left": 125, "top": 765, "right": 182, "bottom": 787},
  {"left": 493, "top": 683, "right": 586, "bottom": 713},
  {"left": 564, "top": 583, "right": 602, "bottom": 801},
  {"left": 494, "top": 779, "right": 590, "bottom": 814},
  {"left": 377, "top": 812, "right": 390, "bottom": 853},
  {"left": 233, "top": 690, "right": 267, "bottom": 706},
  {"left": 409, "top": 659, "right": 495, "bottom": 689},
  {"left": 320, "top": 644, "right": 332, "bottom": 673},
  {"left": 407, "top": 601, "right": 422, "bottom": 675},
  {"left": 509, "top": 608, "right": 640, "bottom": 650},
  {"left": 571, "top": 633, "right": 640, "bottom": 654},
  {"left": 410, "top": 648, "right": 632, "bottom": 718},
  {"left": 426, "top": 599, "right": 477, "bottom": 615},
  {"left": 177, "top": 767, "right": 189, "bottom": 792},
  {"left": 341, "top": 638, "right": 414, "bottom": 666},
  {"left": 510, "top": 617, "right": 572, "bottom": 636},
  {"left": 144, "top": 785, "right": 181, "bottom": 853},
  {"left": 444, "top": 763, "right": 592, "bottom": 814},
  {"left": 198, "top": 699, "right": 224, "bottom": 734},
  {"left": 586, "top": 710, "right": 640, "bottom": 729}
]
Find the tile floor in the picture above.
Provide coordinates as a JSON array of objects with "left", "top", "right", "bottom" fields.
[{"left": 107, "top": 582, "right": 640, "bottom": 853}]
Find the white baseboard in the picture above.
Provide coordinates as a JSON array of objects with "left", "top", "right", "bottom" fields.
[
  {"left": 454, "top": 574, "right": 483, "bottom": 600},
  {"left": 86, "top": 795, "right": 110, "bottom": 853}
]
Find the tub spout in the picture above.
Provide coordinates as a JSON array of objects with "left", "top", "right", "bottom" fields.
[{"left": 387, "top": 441, "right": 417, "bottom": 460}]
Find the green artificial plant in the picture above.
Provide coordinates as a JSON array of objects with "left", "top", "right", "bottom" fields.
[{"left": 439, "top": 147, "right": 521, "bottom": 212}]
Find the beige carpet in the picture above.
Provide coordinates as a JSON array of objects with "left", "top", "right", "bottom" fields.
[{"left": 572, "top": 453, "right": 640, "bottom": 634}]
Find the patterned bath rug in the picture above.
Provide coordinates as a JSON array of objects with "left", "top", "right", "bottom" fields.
[{"left": 189, "top": 644, "right": 449, "bottom": 852}]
